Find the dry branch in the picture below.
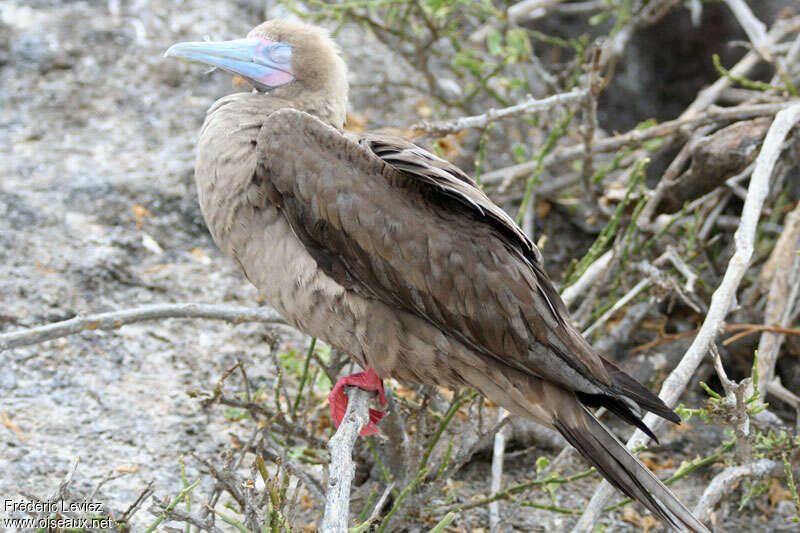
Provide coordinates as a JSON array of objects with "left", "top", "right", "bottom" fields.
[
  {"left": 570, "top": 103, "right": 800, "bottom": 533},
  {"left": 321, "top": 387, "right": 372, "bottom": 532},
  {"left": 146, "top": 502, "right": 225, "bottom": 533},
  {"left": 484, "top": 101, "right": 795, "bottom": 190},
  {"left": 756, "top": 200, "right": 800, "bottom": 391},
  {"left": 724, "top": 0, "right": 771, "bottom": 61},
  {"left": 0, "top": 303, "right": 285, "bottom": 352},
  {"left": 413, "top": 89, "right": 587, "bottom": 136},
  {"left": 489, "top": 408, "right": 511, "bottom": 532},
  {"left": 582, "top": 279, "right": 649, "bottom": 337},
  {"left": 682, "top": 15, "right": 800, "bottom": 119},
  {"left": 560, "top": 250, "right": 613, "bottom": 307},
  {"left": 693, "top": 459, "right": 782, "bottom": 523}
]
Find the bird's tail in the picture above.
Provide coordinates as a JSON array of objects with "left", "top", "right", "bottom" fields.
[{"left": 552, "top": 398, "right": 710, "bottom": 533}]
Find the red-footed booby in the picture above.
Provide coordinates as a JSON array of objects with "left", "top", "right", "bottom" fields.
[{"left": 165, "top": 20, "right": 709, "bottom": 532}]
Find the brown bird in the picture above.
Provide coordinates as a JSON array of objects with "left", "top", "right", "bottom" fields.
[{"left": 166, "top": 20, "right": 709, "bottom": 532}]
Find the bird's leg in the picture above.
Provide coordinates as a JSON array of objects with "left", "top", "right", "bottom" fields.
[{"left": 328, "top": 367, "right": 387, "bottom": 436}]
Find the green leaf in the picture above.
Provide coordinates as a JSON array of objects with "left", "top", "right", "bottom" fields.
[
  {"left": 635, "top": 118, "right": 658, "bottom": 130},
  {"left": 513, "top": 144, "right": 527, "bottom": 163},
  {"left": 506, "top": 28, "right": 531, "bottom": 62},
  {"left": 535, "top": 456, "right": 550, "bottom": 474},
  {"left": 423, "top": 0, "right": 446, "bottom": 15},
  {"left": 643, "top": 137, "right": 664, "bottom": 151},
  {"left": 451, "top": 50, "right": 484, "bottom": 75},
  {"left": 486, "top": 27, "right": 503, "bottom": 56},
  {"left": 428, "top": 512, "right": 455, "bottom": 533},
  {"left": 589, "top": 12, "right": 609, "bottom": 26}
]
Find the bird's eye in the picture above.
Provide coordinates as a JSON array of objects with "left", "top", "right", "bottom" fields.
[{"left": 269, "top": 44, "right": 291, "bottom": 64}]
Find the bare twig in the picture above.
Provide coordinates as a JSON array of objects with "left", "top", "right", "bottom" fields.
[
  {"left": 0, "top": 303, "right": 285, "bottom": 352},
  {"left": 120, "top": 481, "right": 155, "bottom": 525},
  {"left": 485, "top": 101, "right": 796, "bottom": 190},
  {"left": 767, "top": 379, "right": 800, "bottom": 408},
  {"left": 638, "top": 133, "right": 707, "bottom": 227},
  {"left": 693, "top": 459, "right": 782, "bottom": 523},
  {"left": 212, "top": 394, "right": 328, "bottom": 449},
  {"left": 469, "top": 0, "right": 568, "bottom": 42},
  {"left": 255, "top": 433, "right": 326, "bottom": 500},
  {"left": 633, "top": 323, "right": 800, "bottom": 354},
  {"left": 570, "top": 103, "right": 800, "bottom": 533},
  {"left": 38, "top": 456, "right": 80, "bottom": 520},
  {"left": 724, "top": 0, "right": 771, "bottom": 61},
  {"left": 663, "top": 245, "right": 699, "bottom": 294},
  {"left": 682, "top": 16, "right": 800, "bottom": 119},
  {"left": 413, "top": 89, "right": 587, "bottom": 136},
  {"left": 507, "top": 0, "right": 567, "bottom": 23},
  {"left": 581, "top": 279, "right": 649, "bottom": 338},
  {"left": 757, "top": 201, "right": 800, "bottom": 391},
  {"left": 321, "top": 387, "right": 371, "bottom": 532},
  {"left": 560, "top": 250, "right": 613, "bottom": 307},
  {"left": 147, "top": 501, "right": 225, "bottom": 533}
]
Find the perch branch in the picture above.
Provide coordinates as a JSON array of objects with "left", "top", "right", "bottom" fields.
[
  {"left": 0, "top": 303, "right": 285, "bottom": 352},
  {"left": 321, "top": 387, "right": 372, "bottom": 532},
  {"left": 570, "top": 103, "right": 800, "bottom": 533},
  {"left": 489, "top": 408, "right": 510, "bottom": 532}
]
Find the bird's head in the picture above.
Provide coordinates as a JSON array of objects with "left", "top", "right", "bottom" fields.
[{"left": 165, "top": 20, "right": 348, "bottom": 123}]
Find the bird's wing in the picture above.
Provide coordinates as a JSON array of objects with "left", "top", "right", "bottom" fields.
[{"left": 255, "top": 108, "right": 612, "bottom": 396}]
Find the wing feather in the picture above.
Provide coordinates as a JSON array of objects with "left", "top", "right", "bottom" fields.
[{"left": 255, "top": 108, "right": 611, "bottom": 396}]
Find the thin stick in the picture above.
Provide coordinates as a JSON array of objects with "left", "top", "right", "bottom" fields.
[
  {"left": 560, "top": 250, "right": 613, "bottom": 307},
  {"left": 581, "top": 279, "right": 649, "bottom": 338},
  {"left": 723, "top": 0, "right": 771, "bottom": 61},
  {"left": 633, "top": 323, "right": 800, "bottom": 353},
  {"left": 570, "top": 103, "right": 800, "bottom": 533},
  {"left": 413, "top": 89, "right": 587, "bottom": 136},
  {"left": 321, "top": 387, "right": 371, "bottom": 532},
  {"left": 682, "top": 15, "right": 800, "bottom": 120},
  {"left": 0, "top": 303, "right": 285, "bottom": 352},
  {"left": 469, "top": 0, "right": 568, "bottom": 42}
]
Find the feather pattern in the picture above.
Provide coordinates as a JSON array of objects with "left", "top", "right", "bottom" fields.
[{"left": 195, "top": 99, "right": 706, "bottom": 532}]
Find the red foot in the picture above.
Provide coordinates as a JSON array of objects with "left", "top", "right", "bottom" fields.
[{"left": 329, "top": 368, "right": 387, "bottom": 436}]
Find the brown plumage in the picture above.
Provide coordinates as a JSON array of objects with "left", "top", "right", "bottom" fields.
[{"left": 166, "top": 19, "right": 709, "bottom": 532}]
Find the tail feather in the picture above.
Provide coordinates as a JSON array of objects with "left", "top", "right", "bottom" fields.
[
  {"left": 553, "top": 403, "right": 710, "bottom": 533},
  {"left": 576, "top": 391, "right": 660, "bottom": 442},
  {"left": 602, "top": 358, "right": 681, "bottom": 424}
]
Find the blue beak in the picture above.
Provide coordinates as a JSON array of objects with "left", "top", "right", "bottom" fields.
[{"left": 165, "top": 37, "right": 294, "bottom": 91}]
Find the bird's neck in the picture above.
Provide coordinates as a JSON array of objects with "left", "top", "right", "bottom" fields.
[
  {"left": 268, "top": 82, "right": 347, "bottom": 129},
  {"left": 292, "top": 91, "right": 346, "bottom": 129}
]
